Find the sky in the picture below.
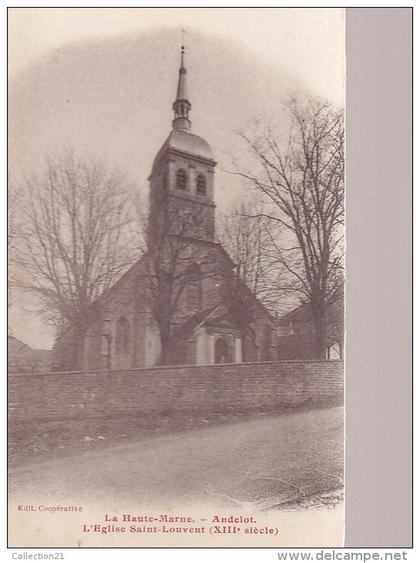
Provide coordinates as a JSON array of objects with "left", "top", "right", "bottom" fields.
[
  {"left": 9, "top": 8, "right": 345, "bottom": 103},
  {"left": 8, "top": 8, "right": 345, "bottom": 349}
]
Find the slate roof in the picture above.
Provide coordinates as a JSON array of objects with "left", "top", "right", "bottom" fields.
[
  {"left": 8, "top": 336, "right": 53, "bottom": 373},
  {"left": 173, "top": 304, "right": 241, "bottom": 342},
  {"left": 278, "top": 303, "right": 313, "bottom": 324}
]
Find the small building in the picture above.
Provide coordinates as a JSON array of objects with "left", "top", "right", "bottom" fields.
[
  {"left": 8, "top": 336, "right": 53, "bottom": 373},
  {"left": 274, "top": 292, "right": 344, "bottom": 360}
]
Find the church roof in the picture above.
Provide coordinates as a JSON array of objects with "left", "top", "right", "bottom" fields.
[
  {"left": 150, "top": 128, "right": 214, "bottom": 177},
  {"left": 173, "top": 304, "right": 242, "bottom": 342},
  {"left": 162, "top": 128, "right": 213, "bottom": 161},
  {"left": 173, "top": 306, "right": 219, "bottom": 341}
]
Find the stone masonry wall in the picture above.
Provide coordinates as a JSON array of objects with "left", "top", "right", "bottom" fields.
[{"left": 8, "top": 361, "right": 344, "bottom": 424}]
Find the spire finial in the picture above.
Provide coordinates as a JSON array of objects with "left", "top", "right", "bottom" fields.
[
  {"left": 172, "top": 33, "right": 191, "bottom": 131},
  {"left": 180, "top": 42, "right": 185, "bottom": 70},
  {"left": 181, "top": 27, "right": 186, "bottom": 51}
]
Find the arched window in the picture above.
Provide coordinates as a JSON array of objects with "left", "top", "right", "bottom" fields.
[
  {"left": 196, "top": 174, "right": 207, "bottom": 195},
  {"left": 176, "top": 168, "right": 188, "bottom": 190},
  {"left": 115, "top": 316, "right": 131, "bottom": 354}
]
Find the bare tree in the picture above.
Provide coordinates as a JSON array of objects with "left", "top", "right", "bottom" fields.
[
  {"left": 15, "top": 148, "right": 138, "bottom": 369},
  {"left": 218, "top": 200, "right": 276, "bottom": 360},
  {"left": 8, "top": 174, "right": 21, "bottom": 319},
  {"left": 239, "top": 98, "right": 344, "bottom": 358}
]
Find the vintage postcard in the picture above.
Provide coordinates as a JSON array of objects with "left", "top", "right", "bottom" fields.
[{"left": 8, "top": 7, "right": 345, "bottom": 547}]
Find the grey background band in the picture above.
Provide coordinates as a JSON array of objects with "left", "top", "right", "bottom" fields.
[{"left": 345, "top": 8, "right": 412, "bottom": 547}]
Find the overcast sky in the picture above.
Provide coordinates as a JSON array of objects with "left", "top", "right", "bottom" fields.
[
  {"left": 8, "top": 8, "right": 345, "bottom": 349},
  {"left": 9, "top": 8, "right": 344, "bottom": 103}
]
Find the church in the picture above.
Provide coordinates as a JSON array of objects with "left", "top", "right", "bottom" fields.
[{"left": 54, "top": 46, "right": 276, "bottom": 371}]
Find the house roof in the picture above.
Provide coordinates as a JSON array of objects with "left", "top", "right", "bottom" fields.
[
  {"left": 277, "top": 303, "right": 313, "bottom": 324},
  {"left": 8, "top": 335, "right": 31, "bottom": 354},
  {"left": 8, "top": 335, "right": 52, "bottom": 371},
  {"left": 276, "top": 286, "right": 345, "bottom": 325}
]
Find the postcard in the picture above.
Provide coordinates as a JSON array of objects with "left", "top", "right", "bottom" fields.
[{"left": 8, "top": 7, "right": 345, "bottom": 548}]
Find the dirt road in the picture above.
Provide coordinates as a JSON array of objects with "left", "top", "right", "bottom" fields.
[{"left": 9, "top": 406, "right": 343, "bottom": 510}]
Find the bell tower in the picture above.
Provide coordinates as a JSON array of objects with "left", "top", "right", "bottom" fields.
[{"left": 148, "top": 45, "right": 217, "bottom": 244}]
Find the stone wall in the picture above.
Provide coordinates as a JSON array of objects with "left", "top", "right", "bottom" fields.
[{"left": 8, "top": 360, "right": 344, "bottom": 423}]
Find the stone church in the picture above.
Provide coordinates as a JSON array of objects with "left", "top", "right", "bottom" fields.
[{"left": 54, "top": 47, "right": 276, "bottom": 371}]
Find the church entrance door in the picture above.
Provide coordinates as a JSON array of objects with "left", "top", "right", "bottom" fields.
[{"left": 214, "top": 336, "right": 233, "bottom": 364}]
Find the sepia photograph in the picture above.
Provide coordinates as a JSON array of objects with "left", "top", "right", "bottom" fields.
[{"left": 8, "top": 7, "right": 345, "bottom": 547}]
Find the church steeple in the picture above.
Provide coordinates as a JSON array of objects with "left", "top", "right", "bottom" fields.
[
  {"left": 172, "top": 45, "right": 191, "bottom": 131},
  {"left": 148, "top": 42, "right": 217, "bottom": 243}
]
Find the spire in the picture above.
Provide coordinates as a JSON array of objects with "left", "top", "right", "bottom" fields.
[{"left": 172, "top": 44, "right": 191, "bottom": 130}]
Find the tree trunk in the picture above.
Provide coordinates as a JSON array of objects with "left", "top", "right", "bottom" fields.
[
  {"left": 72, "top": 326, "right": 87, "bottom": 371},
  {"left": 312, "top": 305, "right": 327, "bottom": 360},
  {"left": 240, "top": 329, "right": 247, "bottom": 362},
  {"left": 158, "top": 323, "right": 173, "bottom": 365}
]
